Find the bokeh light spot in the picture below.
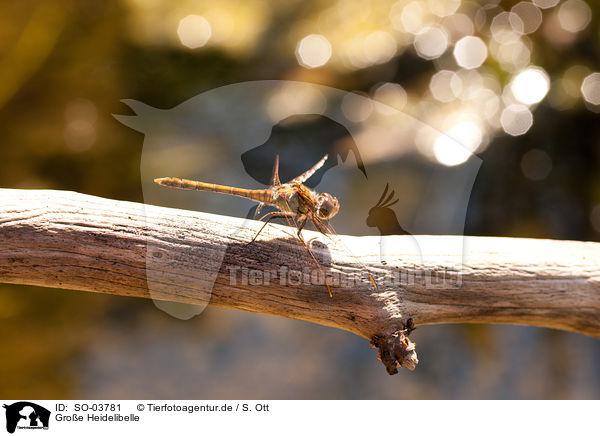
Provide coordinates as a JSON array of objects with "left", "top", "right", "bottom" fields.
[
  {"left": 532, "top": 0, "right": 560, "bottom": 9},
  {"left": 490, "top": 38, "right": 531, "bottom": 73},
  {"left": 341, "top": 92, "right": 373, "bottom": 122},
  {"left": 548, "top": 65, "right": 590, "bottom": 109},
  {"left": 581, "top": 72, "right": 600, "bottom": 105},
  {"left": 491, "top": 12, "right": 522, "bottom": 42},
  {"left": 397, "top": 1, "right": 428, "bottom": 34},
  {"left": 521, "top": 149, "right": 553, "bottom": 181},
  {"left": 476, "top": 88, "right": 502, "bottom": 121},
  {"left": 373, "top": 83, "right": 407, "bottom": 113},
  {"left": 511, "top": 2, "right": 543, "bottom": 34},
  {"left": 364, "top": 31, "right": 397, "bottom": 64},
  {"left": 429, "top": 70, "right": 462, "bottom": 102},
  {"left": 443, "top": 14, "right": 475, "bottom": 41},
  {"left": 64, "top": 99, "right": 98, "bottom": 152},
  {"left": 64, "top": 121, "right": 96, "bottom": 152},
  {"left": 511, "top": 67, "right": 550, "bottom": 105},
  {"left": 501, "top": 104, "right": 533, "bottom": 136},
  {"left": 427, "top": 0, "right": 460, "bottom": 18},
  {"left": 414, "top": 27, "right": 448, "bottom": 59},
  {"left": 453, "top": 36, "right": 487, "bottom": 69},
  {"left": 65, "top": 98, "right": 98, "bottom": 124},
  {"left": 177, "top": 15, "right": 212, "bottom": 49},
  {"left": 266, "top": 84, "right": 326, "bottom": 123},
  {"left": 558, "top": 0, "right": 592, "bottom": 33},
  {"left": 433, "top": 121, "right": 482, "bottom": 166},
  {"left": 296, "top": 34, "right": 332, "bottom": 69}
]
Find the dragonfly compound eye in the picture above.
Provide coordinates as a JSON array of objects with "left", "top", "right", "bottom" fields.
[{"left": 317, "top": 193, "right": 339, "bottom": 220}]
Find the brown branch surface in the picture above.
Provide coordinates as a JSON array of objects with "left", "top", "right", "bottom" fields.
[{"left": 1, "top": 189, "right": 599, "bottom": 373}]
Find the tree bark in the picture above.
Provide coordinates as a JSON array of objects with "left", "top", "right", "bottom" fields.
[{"left": 1, "top": 188, "right": 599, "bottom": 373}]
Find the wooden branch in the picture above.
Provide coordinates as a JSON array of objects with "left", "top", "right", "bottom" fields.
[{"left": 1, "top": 188, "right": 599, "bottom": 374}]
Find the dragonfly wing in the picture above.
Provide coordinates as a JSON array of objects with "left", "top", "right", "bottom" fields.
[
  {"left": 288, "top": 154, "right": 328, "bottom": 184},
  {"left": 251, "top": 155, "right": 282, "bottom": 220},
  {"left": 270, "top": 155, "right": 281, "bottom": 186},
  {"left": 253, "top": 202, "right": 265, "bottom": 219}
]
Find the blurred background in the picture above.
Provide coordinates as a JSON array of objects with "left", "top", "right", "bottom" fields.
[{"left": 1, "top": 0, "right": 599, "bottom": 399}]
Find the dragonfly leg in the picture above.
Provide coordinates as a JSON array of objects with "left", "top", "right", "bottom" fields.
[
  {"left": 311, "top": 215, "right": 330, "bottom": 235},
  {"left": 249, "top": 212, "right": 297, "bottom": 244},
  {"left": 296, "top": 215, "right": 308, "bottom": 238}
]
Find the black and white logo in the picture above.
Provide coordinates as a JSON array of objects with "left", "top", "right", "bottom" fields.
[{"left": 3, "top": 402, "right": 50, "bottom": 434}]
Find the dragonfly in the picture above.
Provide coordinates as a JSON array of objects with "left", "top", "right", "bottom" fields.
[{"left": 154, "top": 154, "right": 376, "bottom": 295}]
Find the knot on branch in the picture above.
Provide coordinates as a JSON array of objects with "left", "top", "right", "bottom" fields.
[{"left": 371, "top": 320, "right": 418, "bottom": 374}]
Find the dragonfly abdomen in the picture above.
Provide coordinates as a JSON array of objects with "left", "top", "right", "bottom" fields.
[{"left": 154, "top": 177, "right": 272, "bottom": 203}]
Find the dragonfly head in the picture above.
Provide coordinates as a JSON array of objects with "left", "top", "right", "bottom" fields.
[{"left": 316, "top": 193, "right": 339, "bottom": 220}]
